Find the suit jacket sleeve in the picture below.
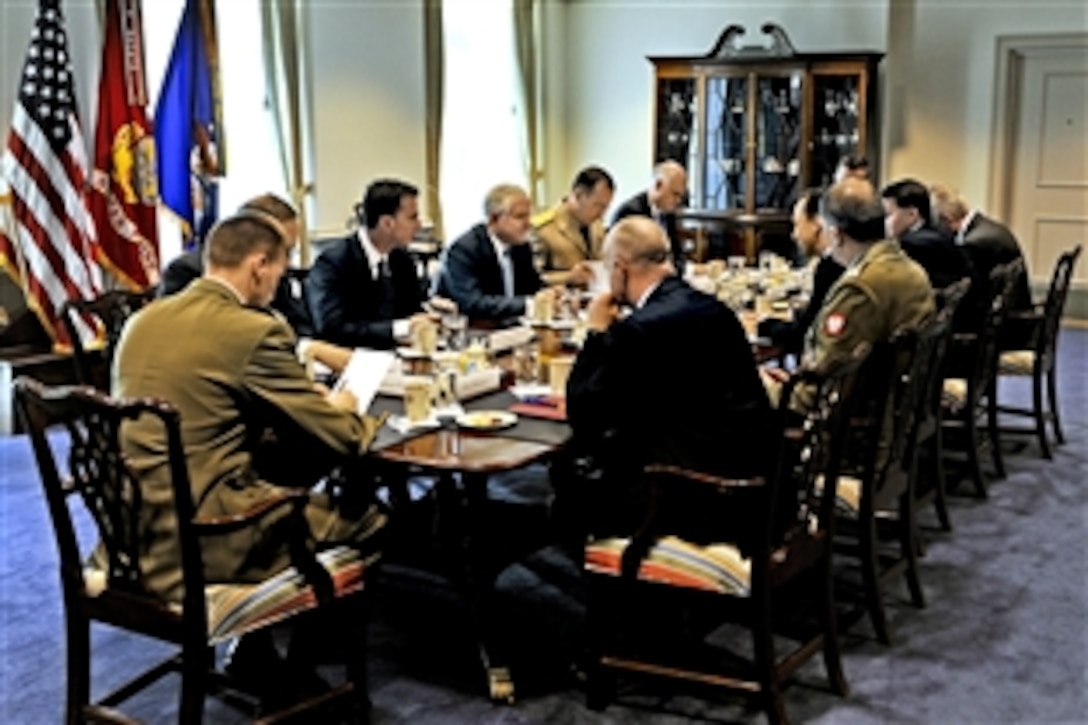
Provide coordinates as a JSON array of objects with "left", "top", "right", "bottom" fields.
[
  {"left": 306, "top": 249, "right": 396, "bottom": 348},
  {"left": 244, "top": 320, "right": 380, "bottom": 456},
  {"left": 566, "top": 326, "right": 632, "bottom": 450},
  {"left": 440, "top": 238, "right": 528, "bottom": 320}
]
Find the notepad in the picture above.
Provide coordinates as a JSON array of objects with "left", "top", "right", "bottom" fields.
[{"left": 335, "top": 349, "right": 398, "bottom": 415}]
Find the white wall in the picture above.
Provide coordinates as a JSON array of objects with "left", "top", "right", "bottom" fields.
[
  {"left": 885, "top": 0, "right": 1088, "bottom": 210},
  {"left": 303, "top": 1, "right": 427, "bottom": 236}
]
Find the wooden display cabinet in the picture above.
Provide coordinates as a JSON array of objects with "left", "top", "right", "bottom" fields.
[{"left": 651, "top": 24, "right": 883, "bottom": 262}]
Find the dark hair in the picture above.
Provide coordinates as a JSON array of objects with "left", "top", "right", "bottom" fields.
[
  {"left": 240, "top": 193, "right": 297, "bottom": 222},
  {"left": 797, "top": 187, "right": 823, "bottom": 219},
  {"left": 820, "top": 183, "right": 885, "bottom": 243},
  {"left": 204, "top": 213, "right": 289, "bottom": 269},
  {"left": 355, "top": 179, "right": 419, "bottom": 230},
  {"left": 571, "top": 166, "right": 614, "bottom": 194},
  {"left": 881, "top": 179, "right": 933, "bottom": 226}
]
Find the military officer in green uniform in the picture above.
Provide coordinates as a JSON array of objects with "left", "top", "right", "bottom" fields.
[
  {"left": 764, "top": 178, "right": 935, "bottom": 408},
  {"left": 531, "top": 166, "right": 614, "bottom": 286}
]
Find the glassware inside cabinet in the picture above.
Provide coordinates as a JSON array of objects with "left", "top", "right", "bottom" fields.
[
  {"left": 754, "top": 74, "right": 802, "bottom": 212},
  {"left": 703, "top": 74, "right": 748, "bottom": 210},
  {"left": 811, "top": 74, "right": 862, "bottom": 187}
]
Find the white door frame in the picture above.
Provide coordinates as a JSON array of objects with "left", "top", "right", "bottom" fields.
[{"left": 989, "top": 33, "right": 1088, "bottom": 220}]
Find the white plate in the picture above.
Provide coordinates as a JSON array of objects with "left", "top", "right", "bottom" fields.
[{"left": 455, "top": 410, "right": 518, "bottom": 431}]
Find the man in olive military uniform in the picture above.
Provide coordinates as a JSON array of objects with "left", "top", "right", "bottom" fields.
[
  {"left": 532, "top": 166, "right": 614, "bottom": 286},
  {"left": 113, "top": 211, "right": 387, "bottom": 605},
  {"left": 764, "top": 178, "right": 935, "bottom": 408}
]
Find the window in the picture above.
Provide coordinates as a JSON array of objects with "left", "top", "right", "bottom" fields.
[
  {"left": 440, "top": 0, "right": 528, "bottom": 240},
  {"left": 143, "top": 0, "right": 286, "bottom": 264}
]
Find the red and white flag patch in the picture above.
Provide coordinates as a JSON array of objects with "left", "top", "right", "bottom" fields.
[{"left": 824, "top": 312, "right": 847, "bottom": 337}]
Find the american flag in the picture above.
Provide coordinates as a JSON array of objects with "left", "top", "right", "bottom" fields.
[{"left": 0, "top": 0, "right": 103, "bottom": 348}]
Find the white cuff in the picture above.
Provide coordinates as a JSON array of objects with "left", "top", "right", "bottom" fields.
[
  {"left": 523, "top": 296, "right": 534, "bottom": 319},
  {"left": 393, "top": 319, "right": 411, "bottom": 339}
]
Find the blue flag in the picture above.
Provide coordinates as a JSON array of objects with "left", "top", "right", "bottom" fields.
[{"left": 154, "top": 0, "right": 222, "bottom": 249}]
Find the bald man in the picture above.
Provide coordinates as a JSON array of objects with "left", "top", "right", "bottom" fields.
[
  {"left": 565, "top": 217, "right": 771, "bottom": 536},
  {"left": 611, "top": 159, "right": 688, "bottom": 272}
]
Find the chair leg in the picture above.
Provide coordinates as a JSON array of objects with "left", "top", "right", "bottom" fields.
[
  {"left": 65, "top": 611, "right": 90, "bottom": 725},
  {"left": 930, "top": 432, "right": 952, "bottom": 532},
  {"left": 819, "top": 556, "right": 849, "bottom": 697},
  {"left": 859, "top": 514, "right": 891, "bottom": 645},
  {"left": 899, "top": 493, "right": 926, "bottom": 609},
  {"left": 1047, "top": 365, "right": 1065, "bottom": 445},
  {"left": 964, "top": 410, "right": 988, "bottom": 499},
  {"left": 986, "top": 381, "right": 1006, "bottom": 479},
  {"left": 585, "top": 581, "right": 613, "bottom": 712},
  {"left": 752, "top": 600, "right": 787, "bottom": 725},
  {"left": 179, "top": 642, "right": 209, "bottom": 724},
  {"left": 1032, "top": 370, "right": 1053, "bottom": 459}
]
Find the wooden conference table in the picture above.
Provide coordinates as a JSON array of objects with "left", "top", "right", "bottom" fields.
[{"left": 365, "top": 387, "right": 572, "bottom": 704}]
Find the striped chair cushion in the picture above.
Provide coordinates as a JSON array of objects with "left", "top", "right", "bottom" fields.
[
  {"left": 584, "top": 535, "right": 752, "bottom": 596},
  {"left": 84, "top": 546, "right": 375, "bottom": 645},
  {"left": 942, "top": 378, "right": 968, "bottom": 409},
  {"left": 999, "top": 350, "right": 1035, "bottom": 376},
  {"left": 814, "top": 474, "right": 862, "bottom": 517},
  {"left": 205, "top": 546, "right": 376, "bottom": 644}
]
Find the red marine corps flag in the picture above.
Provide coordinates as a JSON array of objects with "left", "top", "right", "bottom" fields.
[{"left": 90, "top": 0, "right": 159, "bottom": 290}]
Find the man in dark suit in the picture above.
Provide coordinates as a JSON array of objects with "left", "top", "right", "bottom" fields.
[
  {"left": 566, "top": 217, "right": 772, "bottom": 536},
  {"left": 307, "top": 180, "right": 441, "bottom": 349},
  {"left": 931, "top": 183, "right": 1032, "bottom": 313},
  {"left": 759, "top": 188, "right": 844, "bottom": 356},
  {"left": 159, "top": 194, "right": 315, "bottom": 336},
  {"left": 882, "top": 179, "right": 974, "bottom": 294},
  {"left": 611, "top": 159, "right": 687, "bottom": 272},
  {"left": 435, "top": 184, "right": 549, "bottom": 324}
]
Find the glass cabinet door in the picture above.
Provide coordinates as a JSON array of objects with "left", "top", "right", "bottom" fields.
[
  {"left": 703, "top": 74, "right": 748, "bottom": 210},
  {"left": 811, "top": 74, "right": 862, "bottom": 188},
  {"left": 655, "top": 77, "right": 698, "bottom": 170},
  {"left": 754, "top": 73, "right": 802, "bottom": 211}
]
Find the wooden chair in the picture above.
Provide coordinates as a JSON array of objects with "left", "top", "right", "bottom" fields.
[
  {"left": 913, "top": 278, "right": 972, "bottom": 536},
  {"left": 61, "top": 289, "right": 155, "bottom": 390},
  {"left": 829, "top": 323, "right": 938, "bottom": 645},
  {"left": 941, "top": 260, "right": 1022, "bottom": 496},
  {"left": 14, "top": 377, "right": 375, "bottom": 724},
  {"left": 995, "top": 246, "right": 1082, "bottom": 458},
  {"left": 582, "top": 347, "right": 869, "bottom": 725}
]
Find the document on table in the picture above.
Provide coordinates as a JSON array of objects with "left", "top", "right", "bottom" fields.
[{"left": 334, "top": 349, "right": 398, "bottom": 415}]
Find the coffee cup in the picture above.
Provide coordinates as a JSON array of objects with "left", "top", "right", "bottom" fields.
[
  {"left": 549, "top": 356, "right": 575, "bottom": 397},
  {"left": 533, "top": 289, "right": 555, "bottom": 322},
  {"left": 403, "top": 376, "right": 434, "bottom": 423},
  {"left": 707, "top": 259, "right": 726, "bottom": 278},
  {"left": 412, "top": 318, "right": 439, "bottom": 354}
]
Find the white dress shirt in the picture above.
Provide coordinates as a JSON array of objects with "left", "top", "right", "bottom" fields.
[{"left": 358, "top": 229, "right": 411, "bottom": 339}]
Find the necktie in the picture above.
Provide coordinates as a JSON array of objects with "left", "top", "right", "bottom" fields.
[
  {"left": 376, "top": 257, "right": 396, "bottom": 320},
  {"left": 501, "top": 247, "right": 515, "bottom": 298}
]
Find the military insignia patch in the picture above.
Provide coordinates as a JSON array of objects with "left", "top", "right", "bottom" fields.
[{"left": 824, "top": 312, "right": 847, "bottom": 337}]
